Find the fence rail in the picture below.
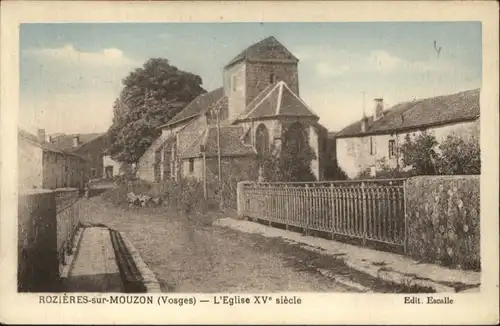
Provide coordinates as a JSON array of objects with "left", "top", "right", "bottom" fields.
[{"left": 238, "top": 179, "right": 407, "bottom": 253}]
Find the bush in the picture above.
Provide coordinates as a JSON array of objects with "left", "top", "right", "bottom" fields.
[
  {"left": 437, "top": 135, "right": 480, "bottom": 175},
  {"left": 358, "top": 133, "right": 481, "bottom": 179},
  {"left": 260, "top": 141, "right": 317, "bottom": 182},
  {"left": 324, "top": 159, "right": 348, "bottom": 181},
  {"left": 400, "top": 131, "right": 439, "bottom": 175}
]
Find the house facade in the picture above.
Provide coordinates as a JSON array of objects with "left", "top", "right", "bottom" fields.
[
  {"left": 48, "top": 132, "right": 120, "bottom": 181},
  {"left": 335, "top": 89, "right": 480, "bottom": 179},
  {"left": 137, "top": 36, "right": 326, "bottom": 183},
  {"left": 18, "top": 129, "right": 86, "bottom": 190}
]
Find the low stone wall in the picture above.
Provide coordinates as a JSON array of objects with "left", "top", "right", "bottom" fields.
[
  {"left": 18, "top": 188, "right": 81, "bottom": 292},
  {"left": 18, "top": 190, "right": 59, "bottom": 292},
  {"left": 405, "top": 175, "right": 480, "bottom": 271}
]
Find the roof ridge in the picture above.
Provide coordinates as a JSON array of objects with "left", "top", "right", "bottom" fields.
[
  {"left": 240, "top": 82, "right": 281, "bottom": 120},
  {"left": 278, "top": 82, "right": 319, "bottom": 118}
]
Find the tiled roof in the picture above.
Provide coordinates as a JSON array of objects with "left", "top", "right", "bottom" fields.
[
  {"left": 237, "top": 81, "right": 318, "bottom": 121},
  {"left": 336, "top": 89, "right": 480, "bottom": 138},
  {"left": 164, "top": 88, "right": 224, "bottom": 127},
  {"left": 226, "top": 36, "right": 299, "bottom": 68},
  {"left": 49, "top": 133, "right": 104, "bottom": 151},
  {"left": 180, "top": 126, "right": 256, "bottom": 159},
  {"left": 18, "top": 128, "right": 86, "bottom": 159}
]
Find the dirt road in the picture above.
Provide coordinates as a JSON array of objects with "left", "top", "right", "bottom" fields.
[{"left": 79, "top": 196, "right": 399, "bottom": 293}]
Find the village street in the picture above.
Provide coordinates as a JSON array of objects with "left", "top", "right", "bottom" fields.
[{"left": 78, "top": 195, "right": 408, "bottom": 293}]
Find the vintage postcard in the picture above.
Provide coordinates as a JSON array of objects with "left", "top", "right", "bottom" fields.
[{"left": 1, "top": 0, "right": 499, "bottom": 324}]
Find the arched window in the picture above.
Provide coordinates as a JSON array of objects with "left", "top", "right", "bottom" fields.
[
  {"left": 255, "top": 124, "right": 270, "bottom": 156},
  {"left": 284, "top": 122, "right": 306, "bottom": 156}
]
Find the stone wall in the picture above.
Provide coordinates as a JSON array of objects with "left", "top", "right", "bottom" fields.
[
  {"left": 245, "top": 61, "right": 299, "bottom": 105},
  {"left": 405, "top": 175, "right": 480, "bottom": 271},
  {"left": 18, "top": 190, "right": 59, "bottom": 292},
  {"left": 177, "top": 115, "right": 207, "bottom": 155},
  {"left": 224, "top": 61, "right": 247, "bottom": 121},
  {"left": 18, "top": 137, "right": 44, "bottom": 190}
]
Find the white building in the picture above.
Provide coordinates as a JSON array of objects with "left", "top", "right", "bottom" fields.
[{"left": 335, "top": 89, "right": 480, "bottom": 179}]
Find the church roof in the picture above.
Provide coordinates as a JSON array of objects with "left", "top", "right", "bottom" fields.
[
  {"left": 225, "top": 36, "right": 299, "bottom": 68},
  {"left": 164, "top": 88, "right": 225, "bottom": 127},
  {"left": 336, "top": 88, "right": 480, "bottom": 138},
  {"left": 180, "top": 126, "right": 256, "bottom": 159},
  {"left": 236, "top": 81, "right": 319, "bottom": 121}
]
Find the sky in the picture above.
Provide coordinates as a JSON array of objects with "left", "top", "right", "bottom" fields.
[{"left": 19, "top": 22, "right": 482, "bottom": 135}]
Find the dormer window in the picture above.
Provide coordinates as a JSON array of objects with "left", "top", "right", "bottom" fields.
[{"left": 270, "top": 73, "right": 276, "bottom": 83}]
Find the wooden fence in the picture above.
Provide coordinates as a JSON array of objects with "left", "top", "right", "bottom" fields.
[
  {"left": 237, "top": 179, "right": 407, "bottom": 253},
  {"left": 18, "top": 188, "right": 81, "bottom": 292}
]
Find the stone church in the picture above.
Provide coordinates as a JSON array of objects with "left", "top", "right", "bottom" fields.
[{"left": 137, "top": 36, "right": 327, "bottom": 183}]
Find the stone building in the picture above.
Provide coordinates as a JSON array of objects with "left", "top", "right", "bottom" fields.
[
  {"left": 137, "top": 36, "right": 326, "bottom": 183},
  {"left": 48, "top": 132, "right": 120, "bottom": 181},
  {"left": 335, "top": 89, "right": 480, "bottom": 179},
  {"left": 18, "top": 128, "right": 86, "bottom": 190}
]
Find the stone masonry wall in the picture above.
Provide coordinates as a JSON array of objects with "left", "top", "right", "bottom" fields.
[
  {"left": 245, "top": 61, "right": 299, "bottom": 106},
  {"left": 406, "top": 175, "right": 480, "bottom": 271}
]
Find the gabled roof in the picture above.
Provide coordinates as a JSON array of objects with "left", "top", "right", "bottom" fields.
[
  {"left": 180, "top": 126, "right": 256, "bottom": 159},
  {"left": 18, "top": 128, "right": 86, "bottom": 160},
  {"left": 336, "top": 88, "right": 480, "bottom": 138},
  {"left": 236, "top": 81, "right": 319, "bottom": 121},
  {"left": 225, "top": 36, "right": 299, "bottom": 68},
  {"left": 163, "top": 88, "right": 224, "bottom": 128},
  {"left": 49, "top": 133, "right": 104, "bottom": 151}
]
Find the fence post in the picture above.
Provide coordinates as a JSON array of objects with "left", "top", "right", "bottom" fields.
[
  {"left": 236, "top": 181, "right": 244, "bottom": 218},
  {"left": 361, "top": 182, "right": 367, "bottom": 246},
  {"left": 330, "top": 183, "right": 335, "bottom": 240},
  {"left": 285, "top": 184, "right": 289, "bottom": 230},
  {"left": 304, "top": 184, "right": 310, "bottom": 235},
  {"left": 403, "top": 179, "right": 408, "bottom": 255}
]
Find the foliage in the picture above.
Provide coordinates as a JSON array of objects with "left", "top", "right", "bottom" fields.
[
  {"left": 107, "top": 58, "right": 206, "bottom": 164},
  {"left": 324, "top": 159, "right": 348, "bottom": 181},
  {"left": 355, "top": 157, "right": 414, "bottom": 180},
  {"left": 400, "top": 131, "right": 439, "bottom": 175},
  {"left": 437, "top": 135, "right": 481, "bottom": 175},
  {"left": 358, "top": 132, "right": 481, "bottom": 179},
  {"left": 406, "top": 176, "right": 480, "bottom": 271},
  {"left": 259, "top": 141, "right": 317, "bottom": 182}
]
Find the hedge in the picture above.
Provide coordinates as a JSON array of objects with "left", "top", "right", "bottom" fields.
[{"left": 406, "top": 175, "right": 480, "bottom": 271}]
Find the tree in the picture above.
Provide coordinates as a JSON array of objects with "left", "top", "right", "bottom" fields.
[
  {"left": 437, "top": 135, "right": 480, "bottom": 175},
  {"left": 107, "top": 58, "right": 206, "bottom": 163},
  {"left": 260, "top": 141, "right": 317, "bottom": 182},
  {"left": 400, "top": 131, "right": 439, "bottom": 175}
]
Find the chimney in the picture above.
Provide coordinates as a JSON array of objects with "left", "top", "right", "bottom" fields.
[
  {"left": 73, "top": 135, "right": 80, "bottom": 148},
  {"left": 37, "top": 129, "right": 46, "bottom": 143},
  {"left": 361, "top": 114, "right": 368, "bottom": 132},
  {"left": 373, "top": 98, "right": 384, "bottom": 121}
]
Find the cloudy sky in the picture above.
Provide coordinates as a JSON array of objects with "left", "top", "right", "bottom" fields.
[{"left": 20, "top": 22, "right": 481, "bottom": 135}]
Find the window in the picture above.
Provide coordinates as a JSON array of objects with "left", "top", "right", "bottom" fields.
[
  {"left": 388, "top": 139, "right": 396, "bottom": 158},
  {"left": 270, "top": 73, "right": 276, "bottom": 83},
  {"left": 232, "top": 75, "right": 237, "bottom": 92},
  {"left": 369, "top": 137, "right": 375, "bottom": 155},
  {"left": 255, "top": 124, "right": 270, "bottom": 156},
  {"left": 189, "top": 158, "right": 194, "bottom": 173},
  {"left": 91, "top": 168, "right": 97, "bottom": 178}
]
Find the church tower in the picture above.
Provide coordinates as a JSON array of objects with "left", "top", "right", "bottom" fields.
[{"left": 223, "top": 36, "right": 299, "bottom": 121}]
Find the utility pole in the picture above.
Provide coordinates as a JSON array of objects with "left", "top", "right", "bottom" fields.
[
  {"left": 362, "top": 91, "right": 366, "bottom": 117},
  {"left": 215, "top": 106, "right": 223, "bottom": 209}
]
